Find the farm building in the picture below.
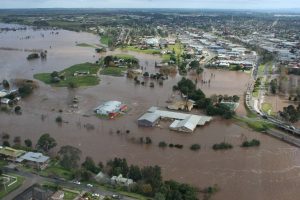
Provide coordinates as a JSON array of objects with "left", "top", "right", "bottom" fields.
[
  {"left": 138, "top": 113, "right": 160, "bottom": 127},
  {"left": 94, "top": 101, "right": 127, "bottom": 118}
]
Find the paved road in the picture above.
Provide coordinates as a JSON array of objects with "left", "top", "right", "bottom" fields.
[{"left": 3, "top": 168, "right": 135, "bottom": 200}]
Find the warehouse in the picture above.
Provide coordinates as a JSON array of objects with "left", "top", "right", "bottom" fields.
[{"left": 138, "top": 113, "right": 160, "bottom": 127}]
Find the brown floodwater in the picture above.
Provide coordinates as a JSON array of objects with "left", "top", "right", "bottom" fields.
[{"left": 1, "top": 24, "right": 300, "bottom": 200}]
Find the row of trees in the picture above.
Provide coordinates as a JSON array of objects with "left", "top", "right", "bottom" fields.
[
  {"left": 2, "top": 131, "right": 221, "bottom": 199},
  {"left": 104, "top": 158, "right": 199, "bottom": 199},
  {"left": 173, "top": 77, "right": 235, "bottom": 119}
]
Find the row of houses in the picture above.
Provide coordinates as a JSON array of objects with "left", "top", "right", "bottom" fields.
[
  {"left": 0, "top": 146, "right": 50, "bottom": 170},
  {"left": 138, "top": 107, "right": 212, "bottom": 133}
]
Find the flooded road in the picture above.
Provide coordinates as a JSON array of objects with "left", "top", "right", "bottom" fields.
[{"left": 1, "top": 24, "right": 300, "bottom": 200}]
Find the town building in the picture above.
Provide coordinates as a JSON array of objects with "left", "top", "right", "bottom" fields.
[
  {"left": 16, "top": 152, "right": 50, "bottom": 170},
  {"left": 0, "top": 146, "right": 25, "bottom": 162}
]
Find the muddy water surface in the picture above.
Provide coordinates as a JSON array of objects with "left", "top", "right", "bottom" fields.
[{"left": 1, "top": 24, "right": 300, "bottom": 200}]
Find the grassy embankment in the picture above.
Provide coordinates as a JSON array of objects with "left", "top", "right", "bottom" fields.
[
  {"left": 234, "top": 116, "right": 274, "bottom": 132},
  {"left": 0, "top": 174, "right": 25, "bottom": 199},
  {"left": 34, "top": 63, "right": 100, "bottom": 87}
]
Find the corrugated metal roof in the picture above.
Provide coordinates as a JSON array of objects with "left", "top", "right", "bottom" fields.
[
  {"left": 17, "top": 152, "right": 49, "bottom": 163},
  {"left": 138, "top": 113, "right": 160, "bottom": 123}
]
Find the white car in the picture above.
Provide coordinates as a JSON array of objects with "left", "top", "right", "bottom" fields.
[
  {"left": 73, "top": 180, "right": 81, "bottom": 185},
  {"left": 87, "top": 183, "right": 93, "bottom": 187},
  {"left": 92, "top": 193, "right": 100, "bottom": 197}
]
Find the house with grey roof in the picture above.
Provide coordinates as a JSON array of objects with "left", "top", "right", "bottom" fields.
[{"left": 17, "top": 152, "right": 50, "bottom": 170}]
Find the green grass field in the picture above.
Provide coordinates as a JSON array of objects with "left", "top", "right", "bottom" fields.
[
  {"left": 39, "top": 161, "right": 74, "bottom": 180},
  {"left": 0, "top": 174, "right": 25, "bottom": 199},
  {"left": 100, "top": 35, "right": 112, "bottom": 46},
  {"left": 114, "top": 54, "right": 136, "bottom": 59},
  {"left": 100, "top": 67, "right": 126, "bottom": 77},
  {"left": 234, "top": 116, "right": 274, "bottom": 132},
  {"left": 120, "top": 46, "right": 161, "bottom": 54},
  {"left": 262, "top": 103, "right": 274, "bottom": 115},
  {"left": 34, "top": 63, "right": 100, "bottom": 87}
]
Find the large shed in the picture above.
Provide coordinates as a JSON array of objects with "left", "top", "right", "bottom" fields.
[{"left": 138, "top": 113, "right": 160, "bottom": 127}]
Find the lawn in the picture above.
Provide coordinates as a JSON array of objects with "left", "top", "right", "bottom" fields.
[
  {"left": 100, "top": 35, "right": 112, "bottom": 46},
  {"left": 40, "top": 161, "right": 74, "bottom": 180},
  {"left": 100, "top": 67, "right": 126, "bottom": 77},
  {"left": 114, "top": 54, "right": 136, "bottom": 59},
  {"left": 0, "top": 160, "right": 8, "bottom": 168},
  {"left": 34, "top": 63, "right": 100, "bottom": 87},
  {"left": 258, "top": 64, "right": 266, "bottom": 76},
  {"left": 252, "top": 90, "right": 259, "bottom": 98},
  {"left": 262, "top": 103, "right": 274, "bottom": 115},
  {"left": 63, "top": 189, "right": 80, "bottom": 200},
  {"left": 0, "top": 174, "right": 25, "bottom": 199}
]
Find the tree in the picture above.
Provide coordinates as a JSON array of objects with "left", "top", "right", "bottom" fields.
[
  {"left": 154, "top": 193, "right": 166, "bottom": 200},
  {"left": 3, "top": 141, "right": 10, "bottom": 147},
  {"left": 270, "top": 79, "right": 278, "bottom": 94},
  {"left": 189, "top": 60, "right": 200, "bottom": 69},
  {"left": 18, "top": 85, "right": 33, "bottom": 98},
  {"left": 58, "top": 145, "right": 82, "bottom": 170},
  {"left": 13, "top": 136, "right": 21, "bottom": 145},
  {"left": 82, "top": 156, "right": 100, "bottom": 174},
  {"left": 24, "top": 139, "right": 32, "bottom": 148},
  {"left": 14, "top": 106, "right": 22, "bottom": 114},
  {"left": 128, "top": 165, "right": 142, "bottom": 181},
  {"left": 36, "top": 133, "right": 57, "bottom": 152},
  {"left": 141, "top": 165, "right": 162, "bottom": 192},
  {"left": 104, "top": 56, "right": 114, "bottom": 66},
  {"left": 2, "top": 133, "right": 10, "bottom": 140},
  {"left": 50, "top": 71, "right": 59, "bottom": 78},
  {"left": 106, "top": 158, "right": 129, "bottom": 177}
]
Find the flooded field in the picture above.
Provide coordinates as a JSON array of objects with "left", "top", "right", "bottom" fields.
[{"left": 1, "top": 24, "right": 300, "bottom": 200}]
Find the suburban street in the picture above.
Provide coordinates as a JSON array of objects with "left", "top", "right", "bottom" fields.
[{"left": 3, "top": 168, "right": 135, "bottom": 200}]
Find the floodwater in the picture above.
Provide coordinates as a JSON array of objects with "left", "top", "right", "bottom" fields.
[{"left": 1, "top": 24, "right": 300, "bottom": 200}]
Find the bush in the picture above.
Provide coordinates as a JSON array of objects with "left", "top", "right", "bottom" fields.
[
  {"left": 18, "top": 85, "right": 33, "bottom": 97},
  {"left": 174, "top": 144, "right": 183, "bottom": 149},
  {"left": 158, "top": 141, "right": 167, "bottom": 148},
  {"left": 190, "top": 144, "right": 201, "bottom": 151},
  {"left": 212, "top": 142, "right": 233, "bottom": 150},
  {"left": 169, "top": 143, "right": 174, "bottom": 148},
  {"left": 241, "top": 139, "right": 260, "bottom": 147},
  {"left": 55, "top": 116, "right": 63, "bottom": 123}
]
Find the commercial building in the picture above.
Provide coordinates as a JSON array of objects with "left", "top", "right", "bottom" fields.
[
  {"left": 138, "top": 107, "right": 212, "bottom": 132},
  {"left": 138, "top": 113, "right": 160, "bottom": 127},
  {"left": 94, "top": 101, "right": 127, "bottom": 118}
]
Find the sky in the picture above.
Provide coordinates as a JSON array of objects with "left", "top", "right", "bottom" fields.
[{"left": 1, "top": 0, "right": 300, "bottom": 9}]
